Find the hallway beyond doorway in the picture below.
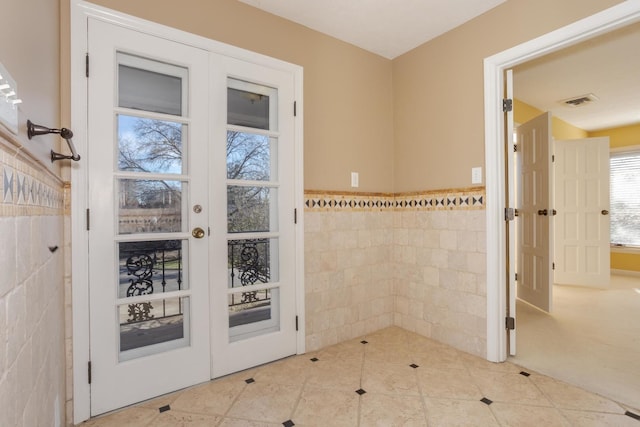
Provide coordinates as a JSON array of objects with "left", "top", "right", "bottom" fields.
[{"left": 512, "top": 274, "right": 640, "bottom": 410}]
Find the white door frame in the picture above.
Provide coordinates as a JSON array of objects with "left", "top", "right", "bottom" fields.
[
  {"left": 484, "top": 1, "right": 640, "bottom": 363},
  {"left": 70, "top": 2, "right": 304, "bottom": 423}
]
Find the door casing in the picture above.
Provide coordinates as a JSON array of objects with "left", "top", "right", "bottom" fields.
[
  {"left": 483, "top": 2, "right": 640, "bottom": 363},
  {"left": 70, "top": 2, "right": 305, "bottom": 423}
]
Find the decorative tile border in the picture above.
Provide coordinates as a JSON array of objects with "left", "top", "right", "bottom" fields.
[
  {"left": 305, "top": 187, "right": 485, "bottom": 212},
  {"left": 1, "top": 135, "right": 64, "bottom": 216}
]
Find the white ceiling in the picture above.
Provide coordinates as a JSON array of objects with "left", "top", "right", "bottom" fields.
[
  {"left": 237, "top": 0, "right": 506, "bottom": 59},
  {"left": 238, "top": 0, "right": 639, "bottom": 132},
  {"left": 514, "top": 21, "right": 640, "bottom": 132}
]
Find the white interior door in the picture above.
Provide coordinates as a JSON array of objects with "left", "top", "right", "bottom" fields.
[
  {"left": 516, "top": 112, "right": 553, "bottom": 312},
  {"left": 554, "top": 138, "right": 610, "bottom": 287},
  {"left": 209, "top": 57, "right": 299, "bottom": 377},
  {"left": 87, "top": 19, "right": 211, "bottom": 415}
]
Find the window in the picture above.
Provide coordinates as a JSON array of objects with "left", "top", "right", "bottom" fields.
[{"left": 610, "top": 147, "right": 640, "bottom": 247}]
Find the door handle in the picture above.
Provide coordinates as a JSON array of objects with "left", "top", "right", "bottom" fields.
[
  {"left": 537, "top": 209, "right": 548, "bottom": 216},
  {"left": 192, "top": 227, "right": 206, "bottom": 239},
  {"left": 601, "top": 209, "right": 609, "bottom": 215}
]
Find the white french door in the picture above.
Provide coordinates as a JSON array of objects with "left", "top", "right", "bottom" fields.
[
  {"left": 209, "top": 58, "right": 298, "bottom": 377},
  {"left": 85, "top": 17, "right": 301, "bottom": 416},
  {"left": 88, "top": 19, "right": 211, "bottom": 415}
]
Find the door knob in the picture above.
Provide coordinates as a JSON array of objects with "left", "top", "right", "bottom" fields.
[
  {"left": 601, "top": 209, "right": 609, "bottom": 215},
  {"left": 192, "top": 227, "right": 206, "bottom": 239},
  {"left": 537, "top": 209, "right": 548, "bottom": 216}
]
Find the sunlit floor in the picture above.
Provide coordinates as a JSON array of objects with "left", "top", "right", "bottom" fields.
[
  {"left": 513, "top": 274, "right": 640, "bottom": 411},
  {"left": 81, "top": 327, "right": 640, "bottom": 426}
]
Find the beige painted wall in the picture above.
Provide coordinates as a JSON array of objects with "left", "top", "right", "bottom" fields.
[
  {"left": 393, "top": 0, "right": 622, "bottom": 192},
  {"left": 88, "top": 0, "right": 395, "bottom": 193},
  {"left": 1, "top": 0, "right": 61, "bottom": 169}
]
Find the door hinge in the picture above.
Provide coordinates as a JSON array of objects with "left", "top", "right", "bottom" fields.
[
  {"left": 86, "top": 53, "right": 89, "bottom": 78},
  {"left": 513, "top": 144, "right": 518, "bottom": 152},
  {"left": 503, "top": 98, "right": 513, "bottom": 113},
  {"left": 552, "top": 154, "right": 555, "bottom": 162},
  {"left": 505, "top": 207, "right": 518, "bottom": 221},
  {"left": 294, "top": 208, "right": 297, "bottom": 224},
  {"left": 295, "top": 315, "right": 299, "bottom": 331},
  {"left": 506, "top": 317, "right": 515, "bottom": 330},
  {"left": 553, "top": 262, "right": 555, "bottom": 270},
  {"left": 86, "top": 208, "right": 90, "bottom": 231},
  {"left": 294, "top": 101, "right": 297, "bottom": 117},
  {"left": 515, "top": 273, "right": 518, "bottom": 281},
  {"left": 88, "top": 361, "right": 92, "bottom": 384}
]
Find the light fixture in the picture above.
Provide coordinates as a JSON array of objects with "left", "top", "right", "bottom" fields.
[{"left": 27, "top": 120, "right": 81, "bottom": 162}]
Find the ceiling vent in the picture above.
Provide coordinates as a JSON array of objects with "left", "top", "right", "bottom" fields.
[{"left": 559, "top": 93, "right": 599, "bottom": 107}]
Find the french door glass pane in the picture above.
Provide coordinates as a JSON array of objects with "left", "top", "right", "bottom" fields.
[
  {"left": 118, "top": 115, "right": 186, "bottom": 174},
  {"left": 226, "top": 131, "right": 275, "bottom": 181},
  {"left": 227, "top": 87, "right": 269, "bottom": 129},
  {"left": 118, "top": 179, "right": 184, "bottom": 234},
  {"left": 227, "top": 186, "right": 277, "bottom": 233},
  {"left": 227, "top": 238, "right": 279, "bottom": 288},
  {"left": 119, "top": 297, "right": 190, "bottom": 359},
  {"left": 118, "top": 58, "right": 185, "bottom": 116},
  {"left": 228, "top": 288, "right": 280, "bottom": 342},
  {"left": 117, "top": 240, "right": 187, "bottom": 299}
]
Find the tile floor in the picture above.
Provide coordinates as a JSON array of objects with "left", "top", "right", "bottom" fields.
[{"left": 80, "top": 327, "right": 640, "bottom": 426}]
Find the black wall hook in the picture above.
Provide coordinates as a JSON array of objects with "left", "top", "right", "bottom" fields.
[{"left": 27, "top": 120, "right": 81, "bottom": 163}]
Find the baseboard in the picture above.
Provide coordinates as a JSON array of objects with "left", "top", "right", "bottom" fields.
[{"left": 611, "top": 269, "right": 640, "bottom": 278}]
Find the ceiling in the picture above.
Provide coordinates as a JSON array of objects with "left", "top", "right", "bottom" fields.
[
  {"left": 237, "top": 0, "right": 506, "bottom": 59},
  {"left": 238, "top": 0, "right": 639, "bottom": 132},
  {"left": 514, "top": 21, "right": 640, "bottom": 132}
]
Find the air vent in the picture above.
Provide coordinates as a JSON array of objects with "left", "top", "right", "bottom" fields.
[{"left": 559, "top": 93, "right": 599, "bottom": 107}]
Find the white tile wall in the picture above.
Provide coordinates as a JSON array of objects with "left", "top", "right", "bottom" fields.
[{"left": 1, "top": 141, "right": 66, "bottom": 427}]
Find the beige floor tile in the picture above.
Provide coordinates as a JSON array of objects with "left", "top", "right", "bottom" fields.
[
  {"left": 218, "top": 418, "right": 282, "bottom": 427},
  {"left": 308, "top": 338, "right": 366, "bottom": 361},
  {"left": 470, "top": 371, "right": 551, "bottom": 406},
  {"left": 292, "top": 385, "right": 359, "bottom": 426},
  {"left": 460, "top": 352, "right": 522, "bottom": 374},
  {"left": 365, "top": 345, "right": 414, "bottom": 364},
  {"left": 149, "top": 409, "right": 222, "bottom": 426},
  {"left": 138, "top": 389, "right": 183, "bottom": 411},
  {"left": 417, "top": 368, "right": 483, "bottom": 400},
  {"left": 561, "top": 409, "right": 640, "bottom": 427},
  {"left": 490, "top": 402, "right": 572, "bottom": 427},
  {"left": 361, "top": 359, "right": 420, "bottom": 395},
  {"left": 410, "top": 348, "right": 467, "bottom": 371},
  {"left": 360, "top": 393, "right": 427, "bottom": 427},
  {"left": 530, "top": 374, "right": 625, "bottom": 412},
  {"left": 253, "top": 354, "right": 316, "bottom": 386},
  {"left": 424, "top": 398, "right": 500, "bottom": 427},
  {"left": 170, "top": 376, "right": 247, "bottom": 416},
  {"left": 80, "top": 407, "right": 158, "bottom": 427},
  {"left": 306, "top": 358, "right": 363, "bottom": 391},
  {"left": 226, "top": 381, "right": 302, "bottom": 423}
]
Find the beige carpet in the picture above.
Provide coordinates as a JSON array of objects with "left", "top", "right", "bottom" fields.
[{"left": 511, "top": 274, "right": 640, "bottom": 411}]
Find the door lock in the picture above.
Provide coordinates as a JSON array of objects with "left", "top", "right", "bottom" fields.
[{"left": 192, "top": 227, "right": 205, "bottom": 239}]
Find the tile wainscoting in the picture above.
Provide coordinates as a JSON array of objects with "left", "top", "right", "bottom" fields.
[
  {"left": 304, "top": 188, "right": 487, "bottom": 357},
  {"left": 0, "top": 134, "right": 66, "bottom": 427}
]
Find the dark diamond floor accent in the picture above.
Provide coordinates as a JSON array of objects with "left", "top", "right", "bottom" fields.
[
  {"left": 245, "top": 378, "right": 255, "bottom": 384},
  {"left": 283, "top": 420, "right": 295, "bottom": 427},
  {"left": 626, "top": 411, "right": 640, "bottom": 421},
  {"left": 361, "top": 340, "right": 368, "bottom": 344},
  {"left": 310, "top": 357, "right": 319, "bottom": 362},
  {"left": 159, "top": 405, "right": 170, "bottom": 413},
  {"left": 410, "top": 364, "right": 419, "bottom": 369},
  {"left": 356, "top": 388, "right": 367, "bottom": 395},
  {"left": 519, "top": 371, "right": 531, "bottom": 377},
  {"left": 480, "top": 397, "right": 493, "bottom": 405}
]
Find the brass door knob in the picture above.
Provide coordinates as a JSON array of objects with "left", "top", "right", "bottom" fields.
[{"left": 192, "top": 227, "right": 205, "bottom": 239}]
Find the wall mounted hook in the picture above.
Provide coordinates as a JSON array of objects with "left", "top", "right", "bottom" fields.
[{"left": 27, "top": 119, "right": 81, "bottom": 162}]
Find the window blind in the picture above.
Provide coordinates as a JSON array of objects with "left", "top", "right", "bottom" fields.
[{"left": 610, "top": 149, "right": 640, "bottom": 247}]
